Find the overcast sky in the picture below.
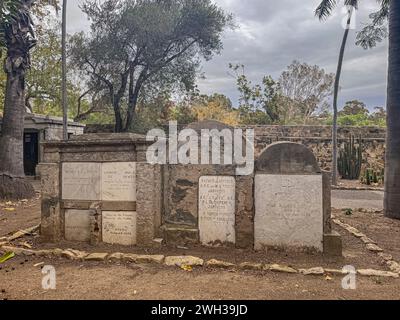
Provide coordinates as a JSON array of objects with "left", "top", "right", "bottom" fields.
[{"left": 66, "top": 0, "right": 388, "bottom": 111}]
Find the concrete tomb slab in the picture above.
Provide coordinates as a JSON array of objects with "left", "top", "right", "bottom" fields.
[{"left": 65, "top": 209, "right": 91, "bottom": 242}]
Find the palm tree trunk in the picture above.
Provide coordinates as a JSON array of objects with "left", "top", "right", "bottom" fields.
[
  {"left": 331, "top": 8, "right": 352, "bottom": 185},
  {"left": 0, "top": 63, "right": 35, "bottom": 199},
  {"left": 0, "top": 0, "right": 35, "bottom": 200},
  {"left": 384, "top": 0, "right": 400, "bottom": 219},
  {"left": 61, "top": 0, "right": 68, "bottom": 140}
]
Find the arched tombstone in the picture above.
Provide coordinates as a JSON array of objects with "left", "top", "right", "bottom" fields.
[{"left": 254, "top": 142, "right": 334, "bottom": 252}]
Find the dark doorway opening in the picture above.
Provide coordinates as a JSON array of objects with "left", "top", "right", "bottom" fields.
[{"left": 23, "top": 132, "right": 39, "bottom": 176}]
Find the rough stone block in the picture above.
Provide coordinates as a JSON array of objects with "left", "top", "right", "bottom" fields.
[
  {"left": 323, "top": 231, "right": 342, "bottom": 257},
  {"left": 163, "top": 225, "right": 199, "bottom": 246}
]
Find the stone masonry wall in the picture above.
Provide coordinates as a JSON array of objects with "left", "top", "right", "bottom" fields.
[
  {"left": 241, "top": 125, "right": 386, "bottom": 172},
  {"left": 86, "top": 124, "right": 386, "bottom": 172}
]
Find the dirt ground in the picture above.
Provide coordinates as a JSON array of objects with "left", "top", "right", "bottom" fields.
[
  {"left": 1, "top": 195, "right": 400, "bottom": 300},
  {"left": 336, "top": 179, "right": 383, "bottom": 190}
]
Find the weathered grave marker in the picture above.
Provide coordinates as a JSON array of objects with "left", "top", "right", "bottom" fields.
[
  {"left": 199, "top": 176, "right": 236, "bottom": 245},
  {"left": 65, "top": 209, "right": 91, "bottom": 242},
  {"left": 254, "top": 142, "right": 324, "bottom": 251},
  {"left": 62, "top": 163, "right": 101, "bottom": 201},
  {"left": 102, "top": 211, "right": 137, "bottom": 245},
  {"left": 101, "top": 162, "right": 136, "bottom": 201}
]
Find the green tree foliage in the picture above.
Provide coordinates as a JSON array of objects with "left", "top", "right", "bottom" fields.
[
  {"left": 326, "top": 103, "right": 386, "bottom": 127},
  {"left": 230, "top": 61, "right": 334, "bottom": 125},
  {"left": 338, "top": 100, "right": 369, "bottom": 116},
  {"left": 229, "top": 63, "right": 281, "bottom": 125},
  {"left": 70, "top": 0, "right": 232, "bottom": 132}
]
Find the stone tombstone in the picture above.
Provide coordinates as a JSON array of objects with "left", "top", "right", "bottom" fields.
[
  {"left": 101, "top": 162, "right": 136, "bottom": 201},
  {"left": 254, "top": 142, "right": 324, "bottom": 251},
  {"left": 62, "top": 162, "right": 101, "bottom": 201},
  {"left": 65, "top": 209, "right": 91, "bottom": 242},
  {"left": 102, "top": 211, "right": 137, "bottom": 246},
  {"left": 198, "top": 176, "right": 236, "bottom": 245}
]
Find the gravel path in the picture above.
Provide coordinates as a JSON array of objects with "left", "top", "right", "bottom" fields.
[{"left": 332, "top": 190, "right": 384, "bottom": 210}]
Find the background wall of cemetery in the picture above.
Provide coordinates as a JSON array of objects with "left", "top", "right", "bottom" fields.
[
  {"left": 243, "top": 125, "right": 386, "bottom": 172},
  {"left": 85, "top": 125, "right": 386, "bottom": 172}
]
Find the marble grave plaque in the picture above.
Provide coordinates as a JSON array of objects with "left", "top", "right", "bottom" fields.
[
  {"left": 102, "top": 211, "right": 137, "bottom": 245},
  {"left": 199, "top": 176, "right": 236, "bottom": 245},
  {"left": 101, "top": 162, "right": 136, "bottom": 201},
  {"left": 254, "top": 174, "right": 323, "bottom": 251},
  {"left": 62, "top": 162, "right": 101, "bottom": 201}
]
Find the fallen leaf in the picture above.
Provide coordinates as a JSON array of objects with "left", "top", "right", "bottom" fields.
[
  {"left": 4, "top": 208, "right": 15, "bottom": 212},
  {"left": 180, "top": 265, "right": 193, "bottom": 272},
  {"left": 0, "top": 252, "right": 15, "bottom": 264}
]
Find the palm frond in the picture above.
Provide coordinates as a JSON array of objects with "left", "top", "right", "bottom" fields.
[
  {"left": 1, "top": 0, "right": 24, "bottom": 52},
  {"left": 315, "top": 0, "right": 338, "bottom": 20},
  {"left": 356, "top": 24, "right": 388, "bottom": 49},
  {"left": 356, "top": 0, "right": 389, "bottom": 49},
  {"left": 344, "top": 0, "right": 359, "bottom": 10}
]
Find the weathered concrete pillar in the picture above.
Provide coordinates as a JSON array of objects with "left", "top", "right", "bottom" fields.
[
  {"left": 136, "top": 163, "right": 163, "bottom": 246},
  {"left": 39, "top": 163, "right": 62, "bottom": 242}
]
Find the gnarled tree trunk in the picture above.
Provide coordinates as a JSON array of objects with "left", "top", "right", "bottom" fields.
[
  {"left": 384, "top": 0, "right": 400, "bottom": 219},
  {"left": 0, "top": 0, "right": 36, "bottom": 200}
]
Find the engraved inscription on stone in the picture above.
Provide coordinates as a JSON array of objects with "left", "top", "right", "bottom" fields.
[
  {"left": 102, "top": 211, "right": 137, "bottom": 246},
  {"left": 101, "top": 162, "right": 136, "bottom": 201},
  {"left": 65, "top": 209, "right": 91, "bottom": 242},
  {"left": 62, "top": 163, "right": 101, "bottom": 200},
  {"left": 199, "top": 176, "right": 236, "bottom": 245},
  {"left": 254, "top": 174, "right": 323, "bottom": 251}
]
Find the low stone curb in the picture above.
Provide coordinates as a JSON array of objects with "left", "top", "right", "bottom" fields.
[
  {"left": 1, "top": 244, "right": 398, "bottom": 279},
  {"left": 331, "top": 186, "right": 384, "bottom": 192},
  {"left": 333, "top": 218, "right": 400, "bottom": 275}
]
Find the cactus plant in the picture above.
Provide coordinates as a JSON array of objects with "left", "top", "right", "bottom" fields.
[
  {"left": 362, "top": 168, "right": 384, "bottom": 186},
  {"left": 338, "top": 135, "right": 363, "bottom": 180}
]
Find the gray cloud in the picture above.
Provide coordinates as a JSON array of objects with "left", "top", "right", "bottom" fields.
[{"left": 67, "top": 0, "right": 388, "bottom": 111}]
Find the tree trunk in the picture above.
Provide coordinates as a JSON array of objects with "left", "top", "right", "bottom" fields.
[
  {"left": 113, "top": 98, "right": 123, "bottom": 132},
  {"left": 125, "top": 68, "right": 146, "bottom": 132},
  {"left": 0, "top": 1, "right": 36, "bottom": 200},
  {"left": 331, "top": 8, "right": 352, "bottom": 185},
  {"left": 0, "top": 65, "right": 35, "bottom": 200},
  {"left": 125, "top": 91, "right": 139, "bottom": 132},
  {"left": 61, "top": 0, "right": 68, "bottom": 140},
  {"left": 384, "top": 0, "right": 400, "bottom": 219}
]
